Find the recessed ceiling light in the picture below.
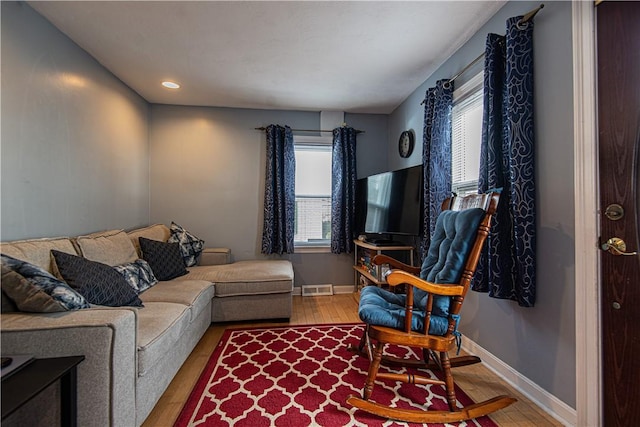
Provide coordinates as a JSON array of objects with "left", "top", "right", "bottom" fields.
[{"left": 162, "top": 81, "right": 180, "bottom": 89}]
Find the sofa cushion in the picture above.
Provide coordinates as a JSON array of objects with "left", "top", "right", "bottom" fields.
[
  {"left": 185, "top": 260, "right": 293, "bottom": 297},
  {"left": 51, "top": 250, "right": 143, "bottom": 307},
  {"left": 1, "top": 253, "right": 90, "bottom": 311},
  {"left": 139, "top": 280, "right": 214, "bottom": 323},
  {"left": 139, "top": 238, "right": 187, "bottom": 281},
  {"left": 75, "top": 229, "right": 138, "bottom": 267},
  {"left": 167, "top": 222, "right": 205, "bottom": 267},
  {"left": 1, "top": 237, "right": 77, "bottom": 274},
  {"left": 136, "top": 302, "right": 191, "bottom": 376},
  {"left": 113, "top": 259, "right": 158, "bottom": 293},
  {"left": 127, "top": 224, "right": 171, "bottom": 257}
]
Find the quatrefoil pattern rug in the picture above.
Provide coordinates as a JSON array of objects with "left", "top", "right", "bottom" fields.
[{"left": 174, "top": 323, "right": 498, "bottom": 427}]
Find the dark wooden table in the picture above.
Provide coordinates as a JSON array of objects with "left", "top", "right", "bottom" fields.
[{"left": 1, "top": 355, "right": 85, "bottom": 426}]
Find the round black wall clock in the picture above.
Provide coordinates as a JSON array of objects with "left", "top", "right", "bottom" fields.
[{"left": 398, "top": 130, "right": 415, "bottom": 158}]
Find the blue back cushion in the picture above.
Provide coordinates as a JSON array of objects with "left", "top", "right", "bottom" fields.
[{"left": 415, "top": 208, "right": 486, "bottom": 316}]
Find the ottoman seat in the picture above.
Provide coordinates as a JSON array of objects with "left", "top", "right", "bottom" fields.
[{"left": 186, "top": 260, "right": 293, "bottom": 296}]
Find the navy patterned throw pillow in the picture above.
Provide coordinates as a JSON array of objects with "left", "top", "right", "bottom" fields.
[
  {"left": 113, "top": 259, "right": 158, "bottom": 293},
  {"left": 51, "top": 250, "right": 143, "bottom": 307},
  {"left": 1, "top": 253, "right": 90, "bottom": 311},
  {"left": 139, "top": 237, "right": 187, "bottom": 281},
  {"left": 167, "top": 222, "right": 205, "bottom": 267}
]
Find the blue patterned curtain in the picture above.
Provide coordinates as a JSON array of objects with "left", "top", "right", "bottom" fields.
[
  {"left": 261, "top": 125, "right": 295, "bottom": 255},
  {"left": 473, "top": 16, "right": 536, "bottom": 307},
  {"left": 421, "top": 80, "right": 453, "bottom": 256},
  {"left": 331, "top": 126, "right": 357, "bottom": 254}
]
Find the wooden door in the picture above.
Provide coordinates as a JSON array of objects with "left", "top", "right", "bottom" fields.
[{"left": 597, "top": 2, "right": 640, "bottom": 425}]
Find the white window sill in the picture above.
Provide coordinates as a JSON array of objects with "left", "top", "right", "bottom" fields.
[{"left": 294, "top": 245, "right": 331, "bottom": 254}]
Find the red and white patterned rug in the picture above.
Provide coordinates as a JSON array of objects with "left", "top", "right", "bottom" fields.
[{"left": 174, "top": 323, "right": 498, "bottom": 427}]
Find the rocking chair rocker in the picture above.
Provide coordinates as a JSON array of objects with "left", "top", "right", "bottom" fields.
[{"left": 347, "top": 191, "right": 516, "bottom": 423}]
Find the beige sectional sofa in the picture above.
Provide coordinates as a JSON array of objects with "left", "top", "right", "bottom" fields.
[{"left": 0, "top": 224, "right": 294, "bottom": 426}]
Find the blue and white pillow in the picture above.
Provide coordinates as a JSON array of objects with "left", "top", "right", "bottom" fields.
[
  {"left": 1, "top": 253, "right": 90, "bottom": 311},
  {"left": 113, "top": 259, "right": 158, "bottom": 293},
  {"left": 167, "top": 222, "right": 205, "bottom": 267}
]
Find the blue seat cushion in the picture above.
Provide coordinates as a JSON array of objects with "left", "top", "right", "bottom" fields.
[
  {"left": 359, "top": 285, "right": 449, "bottom": 336},
  {"left": 358, "top": 208, "right": 486, "bottom": 336}
]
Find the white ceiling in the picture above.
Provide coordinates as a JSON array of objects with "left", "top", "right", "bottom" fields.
[{"left": 29, "top": 1, "right": 506, "bottom": 114}]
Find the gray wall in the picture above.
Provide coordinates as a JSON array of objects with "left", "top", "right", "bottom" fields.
[
  {"left": 347, "top": 112, "right": 389, "bottom": 178},
  {"left": 1, "top": 2, "right": 150, "bottom": 241},
  {"left": 149, "top": 105, "right": 387, "bottom": 287},
  {"left": 389, "top": 1, "right": 576, "bottom": 408}
]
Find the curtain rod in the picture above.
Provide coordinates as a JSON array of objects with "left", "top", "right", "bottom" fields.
[
  {"left": 448, "top": 3, "right": 544, "bottom": 86},
  {"left": 420, "top": 4, "right": 544, "bottom": 105},
  {"left": 519, "top": 3, "right": 545, "bottom": 25},
  {"left": 255, "top": 127, "right": 364, "bottom": 134}
]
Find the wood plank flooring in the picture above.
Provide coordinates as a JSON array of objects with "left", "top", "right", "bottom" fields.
[{"left": 142, "top": 294, "right": 563, "bottom": 426}]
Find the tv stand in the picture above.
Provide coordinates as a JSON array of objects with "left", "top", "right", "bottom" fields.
[
  {"left": 353, "top": 239, "right": 414, "bottom": 291},
  {"left": 366, "top": 238, "right": 404, "bottom": 246}
]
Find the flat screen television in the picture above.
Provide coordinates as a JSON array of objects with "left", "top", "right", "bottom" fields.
[{"left": 355, "top": 165, "right": 423, "bottom": 243}]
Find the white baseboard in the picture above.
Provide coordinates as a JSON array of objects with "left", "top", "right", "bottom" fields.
[
  {"left": 332, "top": 285, "right": 355, "bottom": 294},
  {"left": 293, "top": 284, "right": 353, "bottom": 296},
  {"left": 462, "top": 338, "right": 577, "bottom": 426}
]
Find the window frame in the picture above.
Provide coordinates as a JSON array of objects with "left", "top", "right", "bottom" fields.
[
  {"left": 293, "top": 135, "right": 333, "bottom": 252},
  {"left": 451, "top": 71, "right": 484, "bottom": 197}
]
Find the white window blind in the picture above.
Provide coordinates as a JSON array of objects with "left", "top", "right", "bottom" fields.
[
  {"left": 452, "top": 73, "right": 483, "bottom": 196},
  {"left": 293, "top": 136, "right": 332, "bottom": 248}
]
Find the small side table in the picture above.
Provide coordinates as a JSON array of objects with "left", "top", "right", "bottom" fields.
[{"left": 1, "top": 355, "right": 85, "bottom": 426}]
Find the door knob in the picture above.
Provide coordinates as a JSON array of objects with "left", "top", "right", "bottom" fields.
[{"left": 601, "top": 237, "right": 638, "bottom": 256}]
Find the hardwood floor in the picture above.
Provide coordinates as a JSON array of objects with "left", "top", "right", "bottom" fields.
[{"left": 142, "top": 294, "right": 563, "bottom": 426}]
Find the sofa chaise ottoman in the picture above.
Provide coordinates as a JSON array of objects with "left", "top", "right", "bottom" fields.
[{"left": 129, "top": 224, "right": 294, "bottom": 322}]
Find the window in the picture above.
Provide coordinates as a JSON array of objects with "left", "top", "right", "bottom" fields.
[
  {"left": 452, "top": 72, "right": 483, "bottom": 196},
  {"left": 294, "top": 136, "right": 333, "bottom": 248}
]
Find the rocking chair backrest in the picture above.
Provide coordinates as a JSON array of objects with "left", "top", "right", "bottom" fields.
[
  {"left": 415, "top": 191, "right": 500, "bottom": 336},
  {"left": 442, "top": 191, "right": 499, "bottom": 315},
  {"left": 443, "top": 191, "right": 498, "bottom": 212}
]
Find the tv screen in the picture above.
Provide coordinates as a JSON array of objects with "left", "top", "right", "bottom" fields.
[{"left": 355, "top": 165, "right": 423, "bottom": 239}]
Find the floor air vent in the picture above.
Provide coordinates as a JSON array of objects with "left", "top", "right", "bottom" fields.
[{"left": 301, "top": 284, "right": 334, "bottom": 296}]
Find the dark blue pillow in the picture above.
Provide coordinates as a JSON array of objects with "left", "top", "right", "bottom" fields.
[
  {"left": 51, "top": 250, "right": 143, "bottom": 307},
  {"left": 139, "top": 237, "right": 187, "bottom": 281},
  {"left": 415, "top": 208, "right": 486, "bottom": 316}
]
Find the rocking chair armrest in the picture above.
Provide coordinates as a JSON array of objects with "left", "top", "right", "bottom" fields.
[
  {"left": 386, "top": 270, "right": 465, "bottom": 297},
  {"left": 372, "top": 254, "right": 421, "bottom": 275}
]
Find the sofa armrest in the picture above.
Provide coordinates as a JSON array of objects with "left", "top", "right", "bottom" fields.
[
  {"left": 1, "top": 308, "right": 138, "bottom": 427},
  {"left": 198, "top": 247, "right": 231, "bottom": 266}
]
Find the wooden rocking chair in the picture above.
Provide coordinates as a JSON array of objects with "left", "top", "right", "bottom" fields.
[{"left": 347, "top": 191, "right": 516, "bottom": 423}]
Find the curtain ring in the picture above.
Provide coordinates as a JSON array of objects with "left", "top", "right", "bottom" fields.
[
  {"left": 516, "top": 20, "right": 529, "bottom": 30},
  {"left": 443, "top": 80, "right": 452, "bottom": 90}
]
